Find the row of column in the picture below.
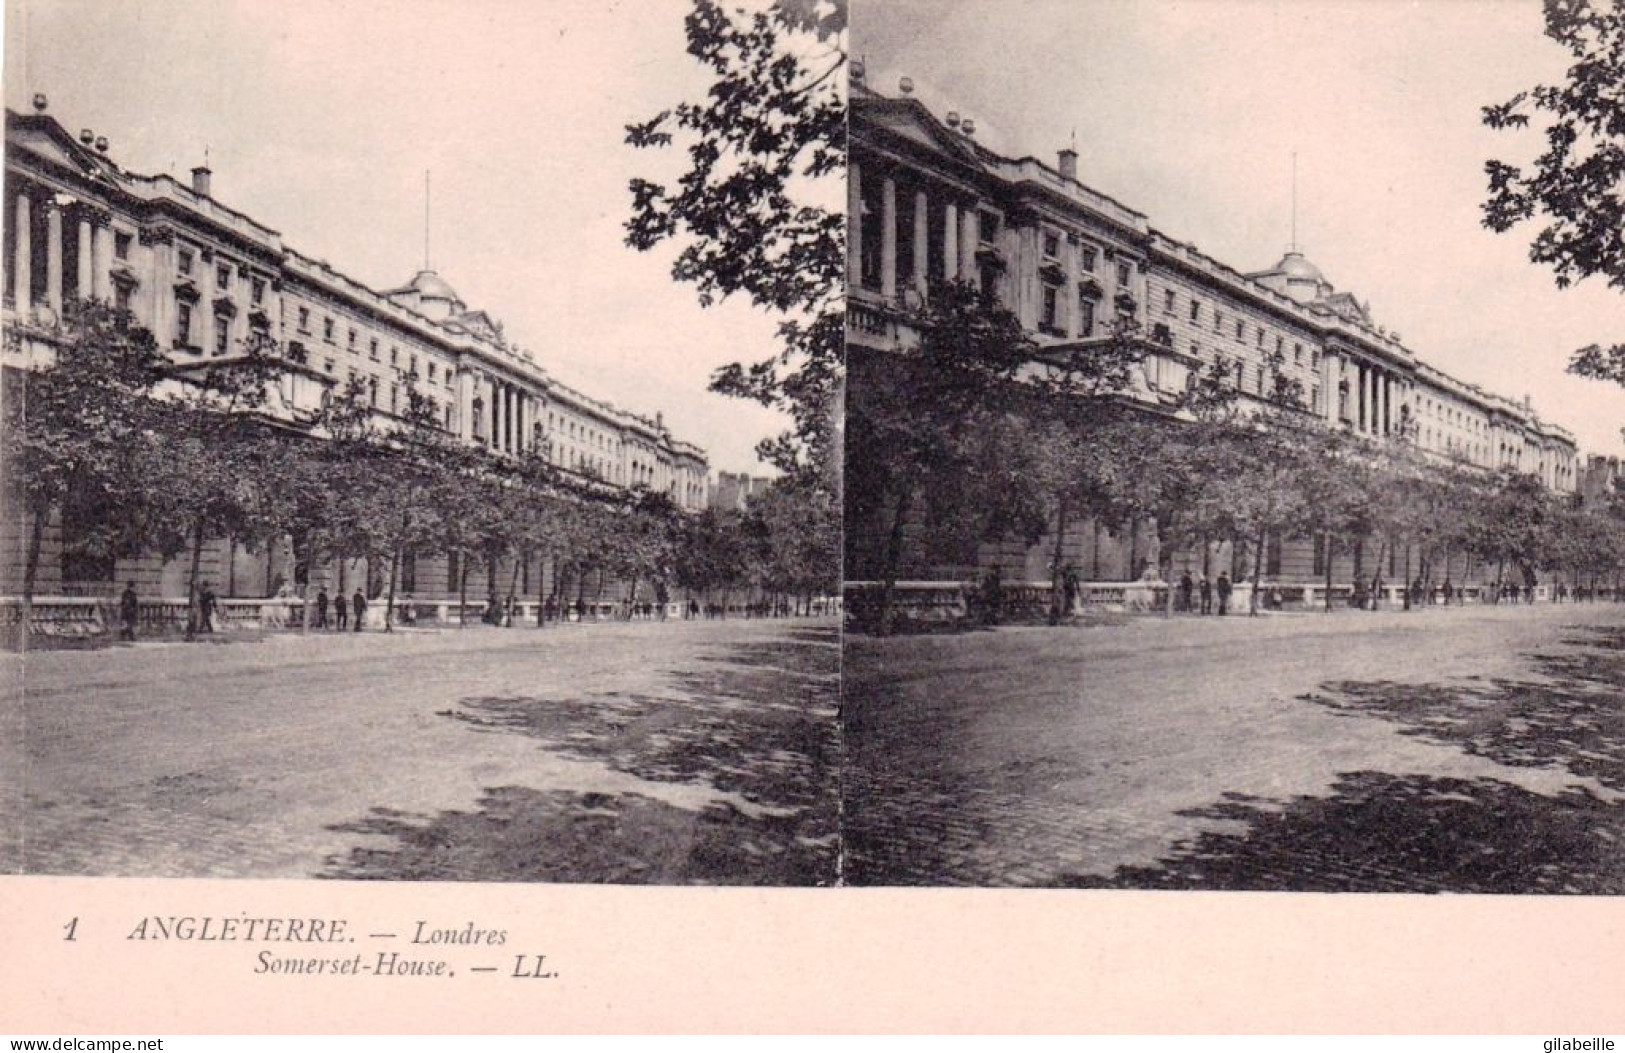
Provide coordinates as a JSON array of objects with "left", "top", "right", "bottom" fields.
[
  {"left": 849, "top": 160, "right": 978, "bottom": 302},
  {"left": 10, "top": 188, "right": 115, "bottom": 318},
  {"left": 486, "top": 375, "right": 536, "bottom": 456},
  {"left": 1351, "top": 358, "right": 1406, "bottom": 438}
]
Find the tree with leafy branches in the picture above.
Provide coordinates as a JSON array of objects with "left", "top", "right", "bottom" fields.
[
  {"left": 143, "top": 330, "right": 287, "bottom": 639},
  {"left": 2, "top": 300, "right": 168, "bottom": 638},
  {"left": 625, "top": 0, "right": 846, "bottom": 483},
  {"left": 1482, "top": 0, "right": 1625, "bottom": 387},
  {"left": 845, "top": 279, "right": 1038, "bottom": 633}
]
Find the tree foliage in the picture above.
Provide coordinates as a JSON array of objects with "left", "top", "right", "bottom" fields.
[
  {"left": 1482, "top": 0, "right": 1625, "bottom": 384},
  {"left": 625, "top": 0, "right": 846, "bottom": 479}
]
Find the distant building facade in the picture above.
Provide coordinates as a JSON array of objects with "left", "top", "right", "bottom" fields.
[
  {"left": 709, "top": 472, "right": 774, "bottom": 512},
  {"left": 2, "top": 99, "right": 708, "bottom": 601},
  {"left": 848, "top": 76, "right": 1581, "bottom": 593}
]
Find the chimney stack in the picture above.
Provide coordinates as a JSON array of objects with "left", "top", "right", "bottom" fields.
[
  {"left": 191, "top": 165, "right": 212, "bottom": 197},
  {"left": 1058, "top": 146, "right": 1078, "bottom": 182}
]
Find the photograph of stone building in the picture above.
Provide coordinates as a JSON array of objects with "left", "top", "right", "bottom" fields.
[
  {"left": 847, "top": 71, "right": 1581, "bottom": 605},
  {"left": 0, "top": 0, "right": 842, "bottom": 886},
  {"left": 841, "top": 0, "right": 1625, "bottom": 894},
  {"left": 3, "top": 101, "right": 709, "bottom": 613}
]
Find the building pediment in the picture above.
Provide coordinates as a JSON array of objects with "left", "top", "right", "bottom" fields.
[
  {"left": 7, "top": 113, "right": 120, "bottom": 185},
  {"left": 857, "top": 97, "right": 986, "bottom": 172}
]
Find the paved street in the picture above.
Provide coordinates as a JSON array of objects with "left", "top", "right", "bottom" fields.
[
  {"left": 844, "top": 603, "right": 1625, "bottom": 891},
  {"left": 1, "top": 618, "right": 839, "bottom": 885}
]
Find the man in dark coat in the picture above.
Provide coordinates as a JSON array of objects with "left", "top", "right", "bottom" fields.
[
  {"left": 1179, "top": 572, "right": 1194, "bottom": 613},
  {"left": 334, "top": 585, "right": 348, "bottom": 630},
  {"left": 198, "top": 583, "right": 218, "bottom": 633},
  {"left": 1199, "top": 575, "right": 1213, "bottom": 615},
  {"left": 352, "top": 589, "right": 367, "bottom": 632},
  {"left": 315, "top": 586, "right": 329, "bottom": 629},
  {"left": 1216, "top": 572, "right": 1232, "bottom": 615},
  {"left": 119, "top": 581, "right": 139, "bottom": 641}
]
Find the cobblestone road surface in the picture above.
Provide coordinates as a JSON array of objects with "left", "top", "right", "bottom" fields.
[
  {"left": 843, "top": 604, "right": 1625, "bottom": 892},
  {"left": 0, "top": 618, "right": 839, "bottom": 885}
]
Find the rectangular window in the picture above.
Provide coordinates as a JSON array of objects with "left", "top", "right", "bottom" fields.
[
  {"left": 178, "top": 249, "right": 194, "bottom": 276},
  {"left": 348, "top": 328, "right": 357, "bottom": 349},
  {"left": 368, "top": 338, "right": 378, "bottom": 358},
  {"left": 1235, "top": 319, "right": 1245, "bottom": 341},
  {"left": 978, "top": 209, "right": 1000, "bottom": 244},
  {"left": 216, "top": 263, "right": 231, "bottom": 290},
  {"left": 114, "top": 283, "right": 131, "bottom": 313},
  {"left": 114, "top": 232, "right": 132, "bottom": 261},
  {"left": 323, "top": 317, "right": 335, "bottom": 341},
  {"left": 1214, "top": 309, "right": 1224, "bottom": 333},
  {"left": 214, "top": 317, "right": 229, "bottom": 356},
  {"left": 389, "top": 347, "right": 398, "bottom": 365},
  {"left": 1078, "top": 294, "right": 1096, "bottom": 338},
  {"left": 1163, "top": 288, "right": 1175, "bottom": 314},
  {"left": 324, "top": 358, "right": 335, "bottom": 375},
  {"left": 428, "top": 363, "right": 437, "bottom": 382},
  {"left": 1042, "top": 230, "right": 1061, "bottom": 260},
  {"left": 175, "top": 301, "right": 193, "bottom": 346},
  {"left": 1081, "top": 246, "right": 1097, "bottom": 272},
  {"left": 298, "top": 307, "right": 310, "bottom": 332},
  {"left": 251, "top": 278, "right": 265, "bottom": 305},
  {"left": 1041, "top": 281, "right": 1061, "bottom": 332},
  {"left": 1115, "top": 260, "right": 1130, "bottom": 287},
  {"left": 1189, "top": 300, "right": 1201, "bottom": 323}
]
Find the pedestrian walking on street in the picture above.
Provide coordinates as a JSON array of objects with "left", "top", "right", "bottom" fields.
[
  {"left": 1199, "top": 574, "right": 1212, "bottom": 615},
  {"left": 1179, "top": 572, "right": 1193, "bottom": 613},
  {"left": 315, "top": 586, "right": 329, "bottom": 629},
  {"left": 1442, "top": 578, "right": 1454, "bottom": 606},
  {"left": 334, "top": 586, "right": 348, "bottom": 630},
  {"left": 352, "top": 589, "right": 367, "bottom": 631},
  {"left": 119, "top": 581, "right": 139, "bottom": 641},
  {"left": 1216, "top": 572, "right": 1231, "bottom": 616}
]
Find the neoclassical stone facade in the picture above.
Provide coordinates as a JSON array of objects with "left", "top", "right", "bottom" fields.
[
  {"left": 848, "top": 77, "right": 1581, "bottom": 592},
  {"left": 2, "top": 98, "right": 708, "bottom": 601}
]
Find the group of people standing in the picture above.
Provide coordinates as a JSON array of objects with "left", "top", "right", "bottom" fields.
[
  {"left": 312, "top": 586, "right": 369, "bottom": 631},
  {"left": 1175, "top": 572, "right": 1234, "bottom": 615}
]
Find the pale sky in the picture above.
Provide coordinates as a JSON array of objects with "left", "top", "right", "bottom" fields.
[
  {"left": 857, "top": 0, "right": 1625, "bottom": 459},
  {"left": 3, "top": 0, "right": 809, "bottom": 476}
]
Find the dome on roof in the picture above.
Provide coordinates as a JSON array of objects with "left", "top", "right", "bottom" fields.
[
  {"left": 405, "top": 268, "right": 460, "bottom": 303},
  {"left": 1275, "top": 251, "right": 1324, "bottom": 284}
]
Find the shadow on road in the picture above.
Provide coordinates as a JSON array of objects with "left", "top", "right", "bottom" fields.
[
  {"left": 1053, "top": 772, "right": 1624, "bottom": 893},
  {"left": 1062, "top": 622, "right": 1625, "bottom": 893},
  {"left": 320, "top": 626, "right": 840, "bottom": 885}
]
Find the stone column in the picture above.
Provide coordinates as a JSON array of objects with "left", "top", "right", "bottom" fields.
[
  {"left": 12, "top": 191, "right": 31, "bottom": 310},
  {"left": 44, "top": 198, "right": 63, "bottom": 317},
  {"left": 92, "top": 218, "right": 113, "bottom": 301},
  {"left": 912, "top": 190, "right": 929, "bottom": 298},
  {"left": 960, "top": 206, "right": 978, "bottom": 287},
  {"left": 880, "top": 175, "right": 897, "bottom": 301},
  {"left": 76, "top": 213, "right": 92, "bottom": 301},
  {"left": 1320, "top": 351, "right": 1338, "bottom": 425},
  {"left": 847, "top": 160, "right": 863, "bottom": 290},
  {"left": 1064, "top": 229, "right": 1080, "bottom": 337},
  {"left": 1378, "top": 369, "right": 1389, "bottom": 436},
  {"left": 492, "top": 378, "right": 503, "bottom": 448},
  {"left": 456, "top": 368, "right": 473, "bottom": 440},
  {"left": 943, "top": 202, "right": 959, "bottom": 281}
]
